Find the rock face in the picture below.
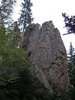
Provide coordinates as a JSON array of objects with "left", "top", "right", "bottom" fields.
[{"left": 22, "top": 21, "right": 70, "bottom": 95}]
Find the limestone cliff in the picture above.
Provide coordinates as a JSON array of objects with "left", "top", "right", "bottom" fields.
[{"left": 22, "top": 21, "right": 70, "bottom": 95}]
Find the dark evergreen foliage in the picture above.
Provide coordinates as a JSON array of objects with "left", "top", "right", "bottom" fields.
[
  {"left": 62, "top": 13, "right": 75, "bottom": 35},
  {"left": 66, "top": 43, "right": 75, "bottom": 100},
  {"left": 0, "top": 0, "right": 16, "bottom": 26},
  {"left": 18, "top": 0, "right": 33, "bottom": 32},
  {"left": 62, "top": 13, "right": 75, "bottom": 98},
  {"left": 9, "top": 21, "right": 21, "bottom": 47},
  {"left": 68, "top": 42, "right": 74, "bottom": 80}
]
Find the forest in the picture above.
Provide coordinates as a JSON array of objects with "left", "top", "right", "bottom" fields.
[{"left": 0, "top": 0, "right": 75, "bottom": 100}]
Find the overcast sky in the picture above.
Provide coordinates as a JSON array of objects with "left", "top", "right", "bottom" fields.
[{"left": 13, "top": 0, "right": 75, "bottom": 52}]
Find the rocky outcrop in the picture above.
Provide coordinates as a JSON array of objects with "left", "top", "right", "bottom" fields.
[{"left": 22, "top": 21, "right": 70, "bottom": 95}]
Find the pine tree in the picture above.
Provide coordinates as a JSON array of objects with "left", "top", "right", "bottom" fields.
[
  {"left": 0, "top": 0, "right": 16, "bottom": 27},
  {"left": 68, "top": 42, "right": 74, "bottom": 79},
  {"left": 18, "top": 0, "right": 33, "bottom": 32},
  {"left": 10, "top": 21, "right": 21, "bottom": 47},
  {"left": 0, "top": 0, "right": 17, "bottom": 49},
  {"left": 68, "top": 42, "right": 74, "bottom": 62}
]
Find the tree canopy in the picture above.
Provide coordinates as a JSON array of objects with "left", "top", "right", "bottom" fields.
[
  {"left": 18, "top": 0, "right": 33, "bottom": 32},
  {"left": 62, "top": 13, "right": 75, "bottom": 35}
]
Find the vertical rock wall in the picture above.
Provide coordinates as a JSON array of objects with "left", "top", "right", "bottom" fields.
[{"left": 22, "top": 21, "right": 70, "bottom": 95}]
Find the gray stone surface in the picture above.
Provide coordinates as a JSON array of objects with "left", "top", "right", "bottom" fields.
[{"left": 22, "top": 21, "right": 70, "bottom": 95}]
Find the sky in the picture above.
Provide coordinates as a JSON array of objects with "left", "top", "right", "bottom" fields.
[{"left": 12, "top": 0, "right": 75, "bottom": 52}]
